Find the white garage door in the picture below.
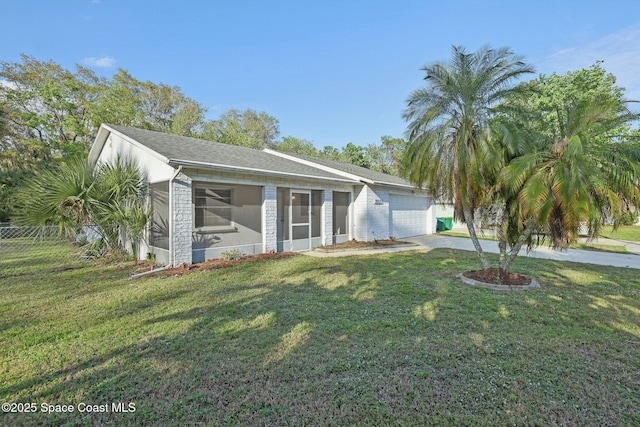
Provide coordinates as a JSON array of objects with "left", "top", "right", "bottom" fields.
[{"left": 389, "top": 195, "right": 429, "bottom": 238}]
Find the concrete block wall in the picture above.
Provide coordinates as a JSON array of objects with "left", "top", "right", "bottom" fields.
[
  {"left": 322, "top": 190, "right": 333, "bottom": 246},
  {"left": 262, "top": 184, "right": 278, "bottom": 253},
  {"left": 352, "top": 185, "right": 392, "bottom": 242},
  {"left": 172, "top": 172, "right": 193, "bottom": 265},
  {"left": 365, "top": 186, "right": 390, "bottom": 241},
  {"left": 352, "top": 186, "right": 368, "bottom": 241},
  {"left": 427, "top": 199, "right": 437, "bottom": 235}
]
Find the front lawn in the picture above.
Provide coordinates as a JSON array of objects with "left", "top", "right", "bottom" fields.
[
  {"left": 439, "top": 227, "right": 639, "bottom": 254},
  {"left": 1, "top": 246, "right": 639, "bottom": 426},
  {"left": 601, "top": 225, "right": 640, "bottom": 242}
]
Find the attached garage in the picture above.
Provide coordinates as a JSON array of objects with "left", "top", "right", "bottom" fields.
[{"left": 389, "top": 194, "right": 429, "bottom": 238}]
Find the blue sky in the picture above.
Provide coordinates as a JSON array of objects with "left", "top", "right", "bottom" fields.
[{"left": 2, "top": 0, "right": 640, "bottom": 149}]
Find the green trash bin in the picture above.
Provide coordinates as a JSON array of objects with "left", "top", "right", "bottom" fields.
[
  {"left": 443, "top": 217, "right": 453, "bottom": 231},
  {"left": 436, "top": 218, "right": 445, "bottom": 232}
]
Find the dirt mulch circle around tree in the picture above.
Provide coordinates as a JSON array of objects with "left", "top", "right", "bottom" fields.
[
  {"left": 315, "top": 239, "right": 417, "bottom": 252},
  {"left": 458, "top": 267, "right": 540, "bottom": 291},
  {"left": 138, "top": 252, "right": 298, "bottom": 279}
]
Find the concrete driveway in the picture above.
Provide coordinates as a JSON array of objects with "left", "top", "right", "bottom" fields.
[
  {"left": 305, "top": 234, "right": 640, "bottom": 269},
  {"left": 404, "top": 234, "right": 640, "bottom": 270}
]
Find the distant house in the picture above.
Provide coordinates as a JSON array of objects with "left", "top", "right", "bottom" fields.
[{"left": 88, "top": 124, "right": 436, "bottom": 265}]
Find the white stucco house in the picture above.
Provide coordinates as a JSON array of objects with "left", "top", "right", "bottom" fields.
[{"left": 88, "top": 124, "right": 436, "bottom": 266}]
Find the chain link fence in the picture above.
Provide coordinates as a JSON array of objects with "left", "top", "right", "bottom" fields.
[{"left": 0, "top": 225, "right": 88, "bottom": 279}]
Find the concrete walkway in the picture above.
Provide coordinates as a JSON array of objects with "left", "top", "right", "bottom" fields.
[{"left": 304, "top": 234, "right": 640, "bottom": 270}]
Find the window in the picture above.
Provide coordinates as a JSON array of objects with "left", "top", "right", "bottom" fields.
[
  {"left": 194, "top": 187, "right": 233, "bottom": 229},
  {"left": 150, "top": 181, "right": 169, "bottom": 250},
  {"left": 333, "top": 191, "right": 349, "bottom": 235}
]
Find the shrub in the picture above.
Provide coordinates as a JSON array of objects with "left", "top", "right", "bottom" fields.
[
  {"left": 221, "top": 249, "right": 243, "bottom": 261},
  {"left": 620, "top": 211, "right": 639, "bottom": 226}
]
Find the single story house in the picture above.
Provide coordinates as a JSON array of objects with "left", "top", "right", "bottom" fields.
[{"left": 88, "top": 124, "right": 436, "bottom": 266}]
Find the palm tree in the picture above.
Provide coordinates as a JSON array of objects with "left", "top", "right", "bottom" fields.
[
  {"left": 403, "top": 45, "right": 534, "bottom": 269},
  {"left": 502, "top": 98, "right": 640, "bottom": 269},
  {"left": 16, "top": 157, "right": 150, "bottom": 258}
]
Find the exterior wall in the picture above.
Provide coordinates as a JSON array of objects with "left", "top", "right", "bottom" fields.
[
  {"left": 97, "top": 132, "right": 175, "bottom": 183},
  {"left": 353, "top": 184, "right": 434, "bottom": 241},
  {"left": 172, "top": 173, "right": 193, "bottom": 265},
  {"left": 262, "top": 184, "right": 278, "bottom": 253},
  {"left": 353, "top": 185, "right": 393, "bottom": 241},
  {"left": 352, "top": 186, "right": 368, "bottom": 241},
  {"left": 322, "top": 190, "right": 333, "bottom": 246},
  {"left": 366, "top": 186, "right": 392, "bottom": 241},
  {"left": 427, "top": 198, "right": 437, "bottom": 235}
]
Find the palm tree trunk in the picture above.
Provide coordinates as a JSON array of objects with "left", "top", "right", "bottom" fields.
[
  {"left": 497, "top": 205, "right": 509, "bottom": 266},
  {"left": 501, "top": 218, "right": 537, "bottom": 273},
  {"left": 463, "top": 205, "right": 491, "bottom": 269}
]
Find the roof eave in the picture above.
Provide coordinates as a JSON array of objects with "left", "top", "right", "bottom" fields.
[
  {"left": 263, "top": 149, "right": 375, "bottom": 184},
  {"left": 168, "top": 159, "right": 359, "bottom": 184},
  {"left": 87, "top": 125, "right": 111, "bottom": 165},
  {"left": 371, "top": 180, "right": 419, "bottom": 189}
]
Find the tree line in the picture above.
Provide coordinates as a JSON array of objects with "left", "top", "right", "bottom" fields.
[{"left": 0, "top": 54, "right": 406, "bottom": 221}]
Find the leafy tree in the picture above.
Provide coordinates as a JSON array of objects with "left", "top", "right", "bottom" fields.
[
  {"left": 403, "top": 45, "right": 534, "bottom": 269},
  {"left": 0, "top": 54, "right": 101, "bottom": 166},
  {"left": 340, "top": 142, "right": 370, "bottom": 168},
  {"left": 15, "top": 157, "right": 150, "bottom": 258},
  {"left": 509, "top": 62, "right": 630, "bottom": 143},
  {"left": 365, "top": 135, "right": 407, "bottom": 176},
  {"left": 321, "top": 145, "right": 341, "bottom": 161},
  {"left": 88, "top": 69, "right": 206, "bottom": 136},
  {"left": 0, "top": 56, "right": 207, "bottom": 221},
  {"left": 201, "top": 109, "right": 280, "bottom": 149},
  {"left": 0, "top": 169, "right": 28, "bottom": 222},
  {"left": 0, "top": 56, "right": 207, "bottom": 170},
  {"left": 274, "top": 136, "right": 319, "bottom": 156}
]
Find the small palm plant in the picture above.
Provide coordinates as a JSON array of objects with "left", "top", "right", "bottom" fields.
[{"left": 16, "top": 156, "right": 150, "bottom": 259}]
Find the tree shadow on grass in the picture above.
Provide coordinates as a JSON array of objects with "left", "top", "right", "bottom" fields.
[{"left": 2, "top": 249, "right": 639, "bottom": 426}]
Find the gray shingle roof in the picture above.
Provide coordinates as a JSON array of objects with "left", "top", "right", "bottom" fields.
[
  {"left": 104, "top": 125, "right": 356, "bottom": 183},
  {"left": 271, "top": 151, "right": 415, "bottom": 188}
]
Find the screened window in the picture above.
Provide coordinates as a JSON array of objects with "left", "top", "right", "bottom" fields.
[
  {"left": 333, "top": 191, "right": 349, "bottom": 235},
  {"left": 150, "top": 181, "right": 169, "bottom": 250},
  {"left": 194, "top": 187, "right": 233, "bottom": 229},
  {"left": 311, "top": 190, "right": 322, "bottom": 238}
]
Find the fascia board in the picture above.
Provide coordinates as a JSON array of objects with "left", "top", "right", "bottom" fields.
[
  {"left": 168, "top": 159, "right": 359, "bottom": 184},
  {"left": 263, "top": 148, "right": 374, "bottom": 184},
  {"left": 97, "top": 124, "right": 172, "bottom": 166}
]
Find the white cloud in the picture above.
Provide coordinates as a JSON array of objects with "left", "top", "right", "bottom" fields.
[
  {"left": 541, "top": 24, "right": 640, "bottom": 100},
  {"left": 83, "top": 56, "right": 116, "bottom": 68}
]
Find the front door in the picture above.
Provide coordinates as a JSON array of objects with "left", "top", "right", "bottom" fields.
[{"left": 290, "top": 190, "right": 311, "bottom": 251}]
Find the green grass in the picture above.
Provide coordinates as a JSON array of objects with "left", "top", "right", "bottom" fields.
[
  {"left": 439, "top": 229, "right": 637, "bottom": 254},
  {"left": 1, "top": 245, "right": 639, "bottom": 426},
  {"left": 601, "top": 225, "right": 640, "bottom": 242},
  {"left": 439, "top": 230, "right": 497, "bottom": 240},
  {"left": 571, "top": 242, "right": 632, "bottom": 254}
]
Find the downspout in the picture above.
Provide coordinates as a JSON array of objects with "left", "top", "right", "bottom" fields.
[{"left": 168, "top": 165, "right": 183, "bottom": 267}]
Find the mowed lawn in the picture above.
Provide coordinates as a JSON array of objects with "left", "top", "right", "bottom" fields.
[{"left": 1, "top": 245, "right": 639, "bottom": 426}]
